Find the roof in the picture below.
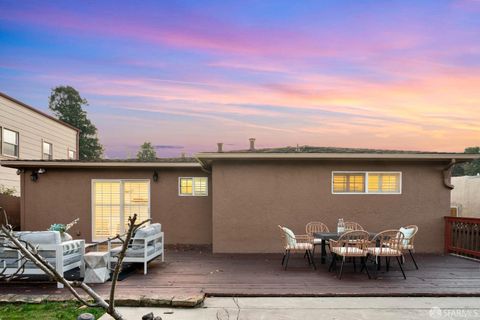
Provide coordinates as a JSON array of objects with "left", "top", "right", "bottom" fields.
[
  {"left": 0, "top": 91, "right": 80, "bottom": 132},
  {"left": 222, "top": 145, "right": 476, "bottom": 154},
  {"left": 0, "top": 158, "right": 201, "bottom": 169},
  {"left": 2, "top": 146, "right": 479, "bottom": 170},
  {"left": 196, "top": 145, "right": 480, "bottom": 168}
]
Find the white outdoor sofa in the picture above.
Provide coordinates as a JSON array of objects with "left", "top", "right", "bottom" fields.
[
  {"left": 108, "top": 223, "right": 164, "bottom": 274},
  {"left": 0, "top": 231, "right": 85, "bottom": 288}
]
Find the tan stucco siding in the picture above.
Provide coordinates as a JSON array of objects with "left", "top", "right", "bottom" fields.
[
  {"left": 212, "top": 160, "right": 450, "bottom": 253},
  {"left": 0, "top": 95, "right": 78, "bottom": 193},
  {"left": 20, "top": 168, "right": 212, "bottom": 244}
]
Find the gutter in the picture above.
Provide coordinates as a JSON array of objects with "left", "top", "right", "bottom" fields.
[{"left": 0, "top": 160, "right": 201, "bottom": 169}]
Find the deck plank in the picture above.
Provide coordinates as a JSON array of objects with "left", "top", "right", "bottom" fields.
[{"left": 1, "top": 250, "right": 479, "bottom": 298}]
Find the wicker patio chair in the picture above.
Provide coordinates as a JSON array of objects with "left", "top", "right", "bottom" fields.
[
  {"left": 344, "top": 221, "right": 364, "bottom": 231},
  {"left": 367, "top": 229, "right": 406, "bottom": 279},
  {"left": 306, "top": 222, "right": 330, "bottom": 258},
  {"left": 329, "top": 230, "right": 371, "bottom": 279},
  {"left": 399, "top": 225, "right": 419, "bottom": 269},
  {"left": 278, "top": 225, "right": 315, "bottom": 270}
]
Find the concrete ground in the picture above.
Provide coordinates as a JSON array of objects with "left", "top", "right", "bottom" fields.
[{"left": 100, "top": 297, "right": 480, "bottom": 320}]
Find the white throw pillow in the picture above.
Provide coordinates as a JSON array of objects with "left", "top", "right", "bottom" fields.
[
  {"left": 399, "top": 227, "right": 415, "bottom": 247},
  {"left": 282, "top": 227, "right": 297, "bottom": 247}
]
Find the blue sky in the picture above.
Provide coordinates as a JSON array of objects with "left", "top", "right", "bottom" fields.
[{"left": 1, "top": 0, "right": 479, "bottom": 157}]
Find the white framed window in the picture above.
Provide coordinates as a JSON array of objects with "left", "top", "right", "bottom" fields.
[
  {"left": 68, "top": 149, "right": 76, "bottom": 160},
  {"left": 92, "top": 179, "right": 150, "bottom": 241},
  {"left": 42, "top": 141, "right": 53, "bottom": 160},
  {"left": 332, "top": 171, "right": 401, "bottom": 194},
  {"left": 178, "top": 177, "right": 208, "bottom": 196},
  {"left": 2, "top": 128, "right": 19, "bottom": 158}
]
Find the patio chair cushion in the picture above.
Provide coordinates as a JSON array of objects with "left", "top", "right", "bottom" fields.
[
  {"left": 110, "top": 244, "right": 157, "bottom": 258},
  {"left": 331, "top": 246, "right": 366, "bottom": 256},
  {"left": 282, "top": 227, "right": 296, "bottom": 247},
  {"left": 399, "top": 227, "right": 415, "bottom": 247},
  {"left": 132, "top": 223, "right": 161, "bottom": 249},
  {"left": 313, "top": 238, "right": 322, "bottom": 245},
  {"left": 367, "top": 247, "right": 401, "bottom": 256},
  {"left": 16, "top": 231, "right": 62, "bottom": 245},
  {"left": 287, "top": 242, "right": 313, "bottom": 251}
]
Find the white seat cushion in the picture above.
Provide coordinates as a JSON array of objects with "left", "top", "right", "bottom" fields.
[
  {"left": 287, "top": 242, "right": 313, "bottom": 251},
  {"left": 367, "top": 247, "right": 401, "bottom": 256},
  {"left": 331, "top": 246, "right": 366, "bottom": 256},
  {"left": 313, "top": 239, "right": 322, "bottom": 245},
  {"left": 111, "top": 245, "right": 157, "bottom": 258}
]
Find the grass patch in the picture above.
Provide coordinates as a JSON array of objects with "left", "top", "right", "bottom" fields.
[{"left": 0, "top": 301, "right": 105, "bottom": 320}]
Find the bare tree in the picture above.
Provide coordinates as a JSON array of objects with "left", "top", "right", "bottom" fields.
[{"left": 0, "top": 207, "right": 150, "bottom": 320}]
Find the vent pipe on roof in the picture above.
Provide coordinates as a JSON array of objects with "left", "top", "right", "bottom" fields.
[
  {"left": 217, "top": 142, "right": 223, "bottom": 153},
  {"left": 249, "top": 138, "right": 256, "bottom": 151}
]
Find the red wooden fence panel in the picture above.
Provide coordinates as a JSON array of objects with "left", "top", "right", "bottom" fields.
[{"left": 444, "top": 216, "right": 480, "bottom": 258}]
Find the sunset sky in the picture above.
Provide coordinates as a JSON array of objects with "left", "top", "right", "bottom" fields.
[{"left": 1, "top": 0, "right": 479, "bottom": 158}]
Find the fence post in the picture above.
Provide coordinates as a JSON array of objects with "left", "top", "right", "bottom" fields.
[{"left": 444, "top": 216, "right": 451, "bottom": 255}]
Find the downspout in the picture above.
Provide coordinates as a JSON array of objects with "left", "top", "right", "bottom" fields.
[
  {"left": 195, "top": 157, "right": 212, "bottom": 174},
  {"left": 443, "top": 159, "right": 456, "bottom": 189}
]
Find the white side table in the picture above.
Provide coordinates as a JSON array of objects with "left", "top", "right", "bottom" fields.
[{"left": 84, "top": 251, "right": 110, "bottom": 284}]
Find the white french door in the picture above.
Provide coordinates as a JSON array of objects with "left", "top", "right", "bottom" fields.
[{"left": 92, "top": 179, "right": 150, "bottom": 241}]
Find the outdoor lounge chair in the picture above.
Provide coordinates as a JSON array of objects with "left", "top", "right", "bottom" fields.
[
  {"left": 366, "top": 229, "right": 406, "bottom": 279},
  {"left": 108, "top": 223, "right": 164, "bottom": 274},
  {"left": 0, "top": 231, "right": 85, "bottom": 288},
  {"left": 305, "top": 221, "right": 329, "bottom": 258},
  {"left": 278, "top": 225, "right": 315, "bottom": 270},
  {"left": 344, "top": 221, "right": 364, "bottom": 231},
  {"left": 399, "top": 225, "right": 419, "bottom": 269},
  {"left": 329, "top": 230, "right": 370, "bottom": 279}
]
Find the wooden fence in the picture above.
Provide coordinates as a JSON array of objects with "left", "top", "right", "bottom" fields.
[{"left": 444, "top": 216, "right": 480, "bottom": 259}]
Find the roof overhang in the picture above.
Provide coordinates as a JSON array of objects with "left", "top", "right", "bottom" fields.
[
  {"left": 196, "top": 152, "right": 480, "bottom": 169},
  {"left": 0, "top": 160, "right": 202, "bottom": 169}
]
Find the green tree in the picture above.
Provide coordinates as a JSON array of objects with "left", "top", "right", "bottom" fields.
[
  {"left": 463, "top": 146, "right": 480, "bottom": 175},
  {"left": 452, "top": 146, "right": 480, "bottom": 176},
  {"left": 136, "top": 142, "right": 157, "bottom": 161},
  {"left": 49, "top": 86, "right": 103, "bottom": 160}
]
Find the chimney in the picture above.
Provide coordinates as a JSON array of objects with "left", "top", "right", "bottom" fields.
[
  {"left": 217, "top": 142, "right": 223, "bottom": 153},
  {"left": 249, "top": 138, "right": 256, "bottom": 151}
]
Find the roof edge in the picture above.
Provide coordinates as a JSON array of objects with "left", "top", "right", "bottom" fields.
[
  {"left": 0, "top": 160, "right": 202, "bottom": 169},
  {"left": 0, "top": 91, "right": 80, "bottom": 132},
  {"left": 196, "top": 152, "right": 480, "bottom": 161}
]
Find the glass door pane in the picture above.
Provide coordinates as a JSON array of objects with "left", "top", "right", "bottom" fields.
[{"left": 93, "top": 181, "right": 121, "bottom": 240}]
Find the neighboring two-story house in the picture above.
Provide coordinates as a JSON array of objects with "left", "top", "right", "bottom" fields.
[{"left": 0, "top": 92, "right": 79, "bottom": 194}]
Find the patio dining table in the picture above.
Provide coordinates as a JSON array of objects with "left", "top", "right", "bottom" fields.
[{"left": 313, "top": 231, "right": 377, "bottom": 264}]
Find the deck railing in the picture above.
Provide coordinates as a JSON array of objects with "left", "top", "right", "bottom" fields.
[{"left": 444, "top": 216, "right": 480, "bottom": 258}]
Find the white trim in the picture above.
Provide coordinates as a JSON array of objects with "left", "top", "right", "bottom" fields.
[
  {"left": 1, "top": 127, "right": 19, "bottom": 158},
  {"left": 331, "top": 171, "right": 402, "bottom": 195},
  {"left": 67, "top": 148, "right": 76, "bottom": 160},
  {"left": 178, "top": 176, "right": 209, "bottom": 196},
  {"left": 42, "top": 139, "right": 53, "bottom": 160},
  {"left": 91, "top": 179, "right": 151, "bottom": 242}
]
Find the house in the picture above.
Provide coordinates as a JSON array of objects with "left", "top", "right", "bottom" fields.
[
  {"left": 451, "top": 175, "right": 480, "bottom": 218},
  {"left": 1, "top": 139, "right": 479, "bottom": 254},
  {"left": 0, "top": 92, "right": 79, "bottom": 194}
]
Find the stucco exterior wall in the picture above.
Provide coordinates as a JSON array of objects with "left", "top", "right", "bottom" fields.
[
  {"left": 451, "top": 175, "right": 480, "bottom": 218},
  {"left": 212, "top": 160, "right": 451, "bottom": 253},
  {"left": 20, "top": 167, "right": 212, "bottom": 244}
]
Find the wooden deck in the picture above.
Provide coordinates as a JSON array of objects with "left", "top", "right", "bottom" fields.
[{"left": 1, "top": 249, "right": 480, "bottom": 298}]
